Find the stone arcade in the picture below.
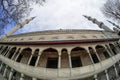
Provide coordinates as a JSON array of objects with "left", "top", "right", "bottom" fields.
[{"left": 0, "top": 16, "right": 120, "bottom": 80}]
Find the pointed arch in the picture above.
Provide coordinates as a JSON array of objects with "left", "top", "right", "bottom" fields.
[
  {"left": 89, "top": 47, "right": 99, "bottom": 63},
  {"left": 109, "top": 44, "right": 118, "bottom": 55},
  {"left": 29, "top": 49, "right": 39, "bottom": 66},
  {"left": 71, "top": 47, "right": 92, "bottom": 68},
  {"left": 16, "top": 48, "right": 32, "bottom": 64},
  {"left": 61, "top": 48, "right": 69, "bottom": 68},
  {"left": 1, "top": 46, "right": 8, "bottom": 55},
  {"left": 38, "top": 48, "right": 58, "bottom": 68},
  {"left": 7, "top": 47, "right": 17, "bottom": 59},
  {"left": 95, "top": 45, "right": 110, "bottom": 60}
]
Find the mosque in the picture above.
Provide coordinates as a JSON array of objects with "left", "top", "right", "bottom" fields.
[{"left": 0, "top": 15, "right": 120, "bottom": 80}]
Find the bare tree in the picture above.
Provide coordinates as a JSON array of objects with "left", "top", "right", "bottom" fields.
[
  {"left": 102, "top": 0, "right": 120, "bottom": 21},
  {"left": 0, "top": 0, "right": 45, "bottom": 36}
]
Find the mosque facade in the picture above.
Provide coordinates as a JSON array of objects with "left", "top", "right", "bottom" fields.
[{"left": 0, "top": 16, "right": 120, "bottom": 80}]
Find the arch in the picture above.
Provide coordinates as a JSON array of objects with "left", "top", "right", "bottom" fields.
[
  {"left": 95, "top": 45, "right": 110, "bottom": 60},
  {"left": 1, "top": 46, "right": 8, "bottom": 55},
  {"left": 71, "top": 47, "right": 92, "bottom": 68},
  {"left": 61, "top": 48, "right": 69, "bottom": 68},
  {"left": 38, "top": 48, "right": 58, "bottom": 68},
  {"left": 116, "top": 42, "right": 120, "bottom": 49},
  {"left": 29, "top": 49, "right": 39, "bottom": 66},
  {"left": 7, "top": 47, "right": 17, "bottom": 59},
  {"left": 88, "top": 47, "right": 99, "bottom": 63},
  {"left": 12, "top": 48, "right": 21, "bottom": 60},
  {"left": 16, "top": 48, "right": 32, "bottom": 64},
  {"left": 0, "top": 46, "right": 3, "bottom": 51},
  {"left": 109, "top": 44, "right": 118, "bottom": 55}
]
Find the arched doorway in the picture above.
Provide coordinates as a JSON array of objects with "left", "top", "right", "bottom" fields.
[
  {"left": 71, "top": 47, "right": 92, "bottom": 68},
  {"left": 1, "top": 46, "right": 8, "bottom": 55},
  {"left": 29, "top": 49, "right": 39, "bottom": 66},
  {"left": 89, "top": 47, "right": 99, "bottom": 63},
  {"left": 16, "top": 48, "right": 32, "bottom": 64},
  {"left": 7, "top": 47, "right": 17, "bottom": 59},
  {"left": 61, "top": 49, "right": 69, "bottom": 68},
  {"left": 95, "top": 45, "right": 110, "bottom": 60},
  {"left": 109, "top": 44, "right": 118, "bottom": 55},
  {"left": 38, "top": 48, "right": 58, "bottom": 69}
]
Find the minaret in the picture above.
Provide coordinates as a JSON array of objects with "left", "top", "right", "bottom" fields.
[
  {"left": 107, "top": 20, "right": 120, "bottom": 35},
  {"left": 83, "top": 15, "right": 112, "bottom": 32},
  {"left": 0, "top": 17, "right": 35, "bottom": 39},
  {"left": 107, "top": 20, "right": 120, "bottom": 29}
]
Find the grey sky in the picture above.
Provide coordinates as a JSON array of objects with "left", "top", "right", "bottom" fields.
[{"left": 18, "top": 0, "right": 114, "bottom": 33}]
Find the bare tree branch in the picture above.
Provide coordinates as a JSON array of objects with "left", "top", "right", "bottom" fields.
[
  {"left": 102, "top": 0, "right": 120, "bottom": 22},
  {"left": 0, "top": 0, "right": 46, "bottom": 36}
]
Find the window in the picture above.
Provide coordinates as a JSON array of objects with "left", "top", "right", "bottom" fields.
[
  {"left": 46, "top": 58, "right": 58, "bottom": 68},
  {"left": 71, "top": 56, "right": 82, "bottom": 68},
  {"left": 91, "top": 54, "right": 99, "bottom": 63},
  {"left": 29, "top": 56, "right": 37, "bottom": 66},
  {"left": 103, "top": 51, "right": 110, "bottom": 58},
  {"left": 16, "top": 54, "right": 23, "bottom": 62}
]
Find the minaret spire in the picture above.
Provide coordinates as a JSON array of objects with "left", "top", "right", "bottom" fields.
[
  {"left": 1, "top": 17, "right": 35, "bottom": 39},
  {"left": 83, "top": 15, "right": 112, "bottom": 32},
  {"left": 107, "top": 20, "right": 120, "bottom": 29}
]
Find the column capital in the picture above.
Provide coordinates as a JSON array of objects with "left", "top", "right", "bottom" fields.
[
  {"left": 105, "top": 70, "right": 108, "bottom": 73},
  {"left": 113, "top": 64, "right": 116, "bottom": 67},
  {"left": 58, "top": 51, "right": 61, "bottom": 56},
  {"left": 94, "top": 74, "right": 98, "bottom": 80}
]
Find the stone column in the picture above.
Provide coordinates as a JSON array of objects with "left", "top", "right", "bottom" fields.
[
  {"left": 118, "top": 61, "right": 120, "bottom": 67},
  {"left": 107, "top": 45, "right": 115, "bottom": 56},
  {"left": 11, "top": 48, "right": 19, "bottom": 59},
  {"left": 113, "top": 44, "right": 119, "bottom": 53},
  {"left": 68, "top": 51, "right": 72, "bottom": 76},
  {"left": 58, "top": 51, "right": 61, "bottom": 77},
  {"left": 105, "top": 70, "right": 109, "bottom": 80},
  {"left": 3, "top": 65, "right": 8, "bottom": 77},
  {"left": 3, "top": 47, "right": 10, "bottom": 56},
  {"left": 20, "top": 73, "right": 24, "bottom": 80},
  {"left": 32, "top": 50, "right": 42, "bottom": 80},
  {"left": 87, "top": 50, "right": 94, "bottom": 64},
  {"left": 35, "top": 52, "right": 41, "bottom": 67},
  {"left": 114, "top": 64, "right": 118, "bottom": 77},
  {"left": 32, "top": 78, "right": 37, "bottom": 80},
  {"left": 8, "top": 68, "right": 14, "bottom": 80},
  {"left": 94, "top": 75, "right": 98, "bottom": 80},
  {"left": 105, "top": 47, "right": 112, "bottom": 57},
  {"left": 0, "top": 63, "right": 3, "bottom": 72},
  {"left": 15, "top": 50, "right": 22, "bottom": 61},
  {"left": 0, "top": 47, "right": 5, "bottom": 54},
  {"left": 27, "top": 54, "right": 33, "bottom": 65},
  {"left": 58, "top": 55, "right": 61, "bottom": 69},
  {"left": 28, "top": 50, "right": 35, "bottom": 65},
  {"left": 93, "top": 48, "right": 101, "bottom": 61},
  {"left": 5, "top": 47, "right": 11, "bottom": 57}
]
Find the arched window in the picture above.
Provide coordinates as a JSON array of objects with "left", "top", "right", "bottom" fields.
[
  {"left": 1, "top": 46, "right": 8, "bottom": 55},
  {"left": 7, "top": 47, "right": 17, "bottom": 59},
  {"left": 89, "top": 47, "right": 99, "bottom": 63},
  {"left": 96, "top": 45, "right": 110, "bottom": 60},
  {"left": 109, "top": 44, "right": 117, "bottom": 55},
  {"left": 38, "top": 48, "right": 58, "bottom": 69},
  {"left": 29, "top": 49, "right": 39, "bottom": 66},
  {"left": 61, "top": 49, "right": 69, "bottom": 68},
  {"left": 71, "top": 47, "right": 91, "bottom": 68},
  {"left": 16, "top": 48, "right": 32, "bottom": 64}
]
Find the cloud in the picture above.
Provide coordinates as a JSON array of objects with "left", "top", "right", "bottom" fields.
[{"left": 17, "top": 0, "right": 114, "bottom": 34}]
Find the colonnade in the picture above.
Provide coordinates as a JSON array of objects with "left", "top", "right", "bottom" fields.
[{"left": 0, "top": 42, "right": 120, "bottom": 80}]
